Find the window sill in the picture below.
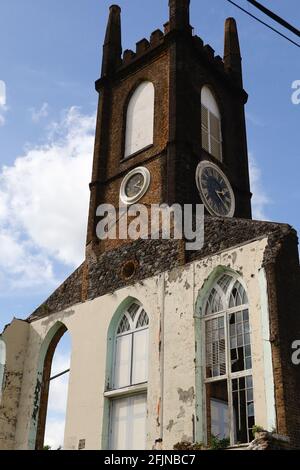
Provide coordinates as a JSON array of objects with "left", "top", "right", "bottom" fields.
[
  {"left": 104, "top": 382, "right": 148, "bottom": 399},
  {"left": 122, "top": 144, "right": 154, "bottom": 163}
]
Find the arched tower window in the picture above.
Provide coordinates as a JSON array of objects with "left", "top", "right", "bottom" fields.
[
  {"left": 124, "top": 82, "right": 155, "bottom": 158},
  {"left": 106, "top": 302, "right": 149, "bottom": 450},
  {"left": 201, "top": 86, "right": 223, "bottom": 161},
  {"left": 202, "top": 274, "right": 254, "bottom": 445},
  {"left": 0, "top": 338, "right": 6, "bottom": 402}
]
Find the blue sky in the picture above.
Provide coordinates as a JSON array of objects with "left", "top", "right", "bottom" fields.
[
  {"left": 0, "top": 0, "right": 299, "bottom": 331},
  {"left": 0, "top": 0, "right": 299, "bottom": 446}
]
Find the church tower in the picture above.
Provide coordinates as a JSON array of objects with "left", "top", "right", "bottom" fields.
[
  {"left": 1, "top": 1, "right": 300, "bottom": 452},
  {"left": 87, "top": 0, "right": 252, "bottom": 257}
]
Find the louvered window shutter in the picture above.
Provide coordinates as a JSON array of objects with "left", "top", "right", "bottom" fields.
[
  {"left": 210, "top": 112, "right": 222, "bottom": 161},
  {"left": 201, "top": 104, "right": 222, "bottom": 161},
  {"left": 201, "top": 104, "right": 210, "bottom": 153}
]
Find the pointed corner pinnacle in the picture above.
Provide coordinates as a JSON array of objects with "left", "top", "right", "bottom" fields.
[
  {"left": 169, "top": 0, "right": 192, "bottom": 33},
  {"left": 224, "top": 17, "right": 243, "bottom": 85},
  {"left": 101, "top": 4, "right": 122, "bottom": 77}
]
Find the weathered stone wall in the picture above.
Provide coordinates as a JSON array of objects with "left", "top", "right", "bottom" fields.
[
  {"left": 0, "top": 320, "right": 29, "bottom": 450},
  {"left": 264, "top": 232, "right": 300, "bottom": 448},
  {"left": 29, "top": 217, "right": 295, "bottom": 322},
  {"left": 1, "top": 235, "right": 278, "bottom": 450}
]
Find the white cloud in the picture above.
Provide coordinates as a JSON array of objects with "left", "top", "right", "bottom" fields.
[
  {"left": 30, "top": 102, "right": 49, "bottom": 123},
  {"left": 44, "top": 417, "right": 66, "bottom": 450},
  {"left": 249, "top": 154, "right": 270, "bottom": 220},
  {"left": 0, "top": 80, "right": 7, "bottom": 126},
  {"left": 44, "top": 349, "right": 71, "bottom": 449},
  {"left": 51, "top": 350, "right": 71, "bottom": 377},
  {"left": 47, "top": 371, "right": 69, "bottom": 415},
  {"left": 0, "top": 107, "right": 95, "bottom": 293}
]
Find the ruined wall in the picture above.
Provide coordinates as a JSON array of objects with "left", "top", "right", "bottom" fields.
[
  {"left": 0, "top": 320, "right": 29, "bottom": 450},
  {"left": 0, "top": 235, "right": 277, "bottom": 450}
]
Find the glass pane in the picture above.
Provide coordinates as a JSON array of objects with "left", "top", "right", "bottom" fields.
[
  {"left": 229, "top": 282, "right": 248, "bottom": 308},
  {"left": 217, "top": 275, "right": 232, "bottom": 294},
  {"left": 117, "top": 315, "right": 130, "bottom": 334},
  {"left": 127, "top": 303, "right": 140, "bottom": 321},
  {"left": 132, "top": 329, "right": 149, "bottom": 385},
  {"left": 114, "top": 335, "right": 132, "bottom": 389},
  {"left": 110, "top": 397, "right": 129, "bottom": 450},
  {"left": 232, "top": 375, "right": 255, "bottom": 444},
  {"left": 245, "top": 357, "right": 252, "bottom": 370},
  {"left": 230, "top": 312, "right": 253, "bottom": 373},
  {"left": 243, "top": 310, "right": 249, "bottom": 321},
  {"left": 207, "top": 381, "right": 230, "bottom": 441},
  {"left": 130, "top": 395, "right": 147, "bottom": 450},
  {"left": 136, "top": 310, "right": 149, "bottom": 329},
  {"left": 205, "top": 288, "right": 224, "bottom": 315},
  {"left": 110, "top": 395, "right": 147, "bottom": 450}
]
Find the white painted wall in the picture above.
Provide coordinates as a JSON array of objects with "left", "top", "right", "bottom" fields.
[
  {"left": 0, "top": 338, "right": 6, "bottom": 400},
  {"left": 0, "top": 237, "right": 276, "bottom": 450},
  {"left": 124, "top": 81, "right": 154, "bottom": 158}
]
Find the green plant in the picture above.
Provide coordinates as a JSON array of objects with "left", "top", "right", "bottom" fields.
[
  {"left": 252, "top": 425, "right": 265, "bottom": 435},
  {"left": 174, "top": 441, "right": 206, "bottom": 451},
  {"left": 210, "top": 435, "right": 230, "bottom": 450},
  {"left": 43, "top": 445, "right": 51, "bottom": 451}
]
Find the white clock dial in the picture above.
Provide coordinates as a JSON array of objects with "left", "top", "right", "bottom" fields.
[{"left": 120, "top": 167, "right": 150, "bottom": 205}]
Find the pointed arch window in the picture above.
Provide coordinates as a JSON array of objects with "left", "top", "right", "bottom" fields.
[
  {"left": 124, "top": 82, "right": 155, "bottom": 158},
  {"left": 106, "top": 302, "right": 149, "bottom": 450},
  {"left": 113, "top": 303, "right": 149, "bottom": 389},
  {"left": 202, "top": 274, "right": 255, "bottom": 445},
  {"left": 201, "top": 86, "right": 223, "bottom": 161}
]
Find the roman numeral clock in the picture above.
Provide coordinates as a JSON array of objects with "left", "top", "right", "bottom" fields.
[{"left": 196, "top": 161, "right": 235, "bottom": 218}]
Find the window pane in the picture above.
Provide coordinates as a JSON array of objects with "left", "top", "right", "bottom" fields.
[
  {"left": 125, "top": 82, "right": 154, "bottom": 157},
  {"left": 205, "top": 288, "right": 224, "bottom": 315},
  {"left": 132, "top": 329, "right": 149, "bottom": 385},
  {"left": 130, "top": 395, "right": 147, "bottom": 450},
  {"left": 232, "top": 375, "right": 254, "bottom": 444},
  {"left": 229, "top": 282, "right": 248, "bottom": 308},
  {"left": 205, "top": 317, "right": 226, "bottom": 378},
  {"left": 136, "top": 310, "right": 149, "bottom": 329},
  {"left": 117, "top": 315, "right": 130, "bottom": 334},
  {"left": 207, "top": 381, "right": 229, "bottom": 441},
  {"left": 230, "top": 311, "right": 252, "bottom": 373},
  {"left": 114, "top": 334, "right": 132, "bottom": 389},
  {"left": 110, "top": 395, "right": 147, "bottom": 450},
  {"left": 110, "top": 397, "right": 128, "bottom": 450}
]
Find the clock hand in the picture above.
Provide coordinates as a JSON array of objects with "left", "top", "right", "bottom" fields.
[{"left": 215, "top": 190, "right": 228, "bottom": 207}]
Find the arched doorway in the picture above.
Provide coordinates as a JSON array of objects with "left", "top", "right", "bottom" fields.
[{"left": 35, "top": 324, "right": 71, "bottom": 450}]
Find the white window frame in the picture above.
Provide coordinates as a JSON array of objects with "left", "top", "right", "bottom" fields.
[
  {"left": 105, "top": 303, "right": 149, "bottom": 450},
  {"left": 201, "top": 86, "right": 223, "bottom": 161},
  {"left": 202, "top": 274, "right": 254, "bottom": 446},
  {"left": 124, "top": 81, "right": 155, "bottom": 158}
]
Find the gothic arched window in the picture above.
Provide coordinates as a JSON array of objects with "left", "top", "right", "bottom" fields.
[
  {"left": 203, "top": 274, "right": 254, "bottom": 445},
  {"left": 124, "top": 82, "right": 155, "bottom": 158},
  {"left": 201, "top": 86, "right": 223, "bottom": 161},
  {"left": 107, "top": 302, "right": 149, "bottom": 450},
  {"left": 113, "top": 302, "right": 149, "bottom": 389}
]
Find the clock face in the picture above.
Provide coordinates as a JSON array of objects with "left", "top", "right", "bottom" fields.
[
  {"left": 120, "top": 167, "right": 151, "bottom": 205},
  {"left": 125, "top": 173, "right": 145, "bottom": 198},
  {"left": 196, "top": 161, "right": 235, "bottom": 217}
]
